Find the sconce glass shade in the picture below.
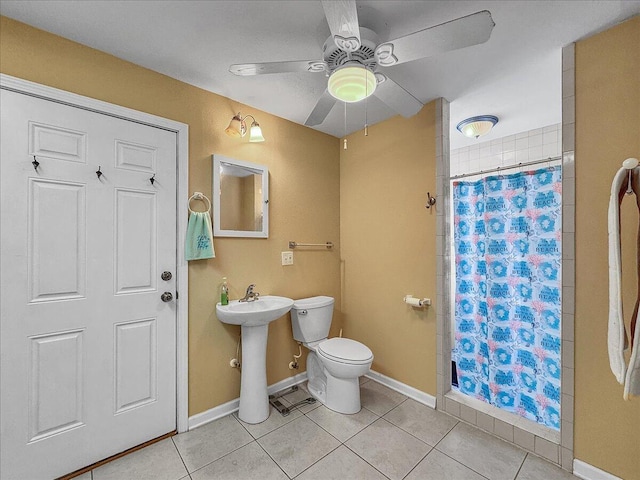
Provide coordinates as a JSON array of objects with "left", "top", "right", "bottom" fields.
[
  {"left": 225, "top": 114, "right": 246, "bottom": 138},
  {"left": 249, "top": 122, "right": 265, "bottom": 143},
  {"left": 456, "top": 115, "right": 499, "bottom": 139},
  {"left": 328, "top": 64, "right": 376, "bottom": 103}
]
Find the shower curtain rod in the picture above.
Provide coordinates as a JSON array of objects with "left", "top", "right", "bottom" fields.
[{"left": 450, "top": 156, "right": 562, "bottom": 180}]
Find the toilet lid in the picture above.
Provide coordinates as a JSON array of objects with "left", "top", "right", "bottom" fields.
[
  {"left": 292, "top": 296, "right": 334, "bottom": 310},
  {"left": 318, "top": 338, "right": 373, "bottom": 364}
]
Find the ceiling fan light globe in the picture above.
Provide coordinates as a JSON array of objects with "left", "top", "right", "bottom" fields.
[{"left": 328, "top": 65, "right": 376, "bottom": 103}]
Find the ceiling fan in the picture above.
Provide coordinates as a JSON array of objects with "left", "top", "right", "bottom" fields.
[{"left": 230, "top": 0, "right": 495, "bottom": 127}]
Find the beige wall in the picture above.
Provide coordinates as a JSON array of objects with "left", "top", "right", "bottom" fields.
[
  {"left": 0, "top": 16, "right": 342, "bottom": 416},
  {"left": 340, "top": 103, "right": 438, "bottom": 394},
  {"left": 575, "top": 16, "right": 640, "bottom": 480}
]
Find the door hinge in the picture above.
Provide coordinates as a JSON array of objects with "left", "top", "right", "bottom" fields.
[{"left": 176, "top": 291, "right": 179, "bottom": 300}]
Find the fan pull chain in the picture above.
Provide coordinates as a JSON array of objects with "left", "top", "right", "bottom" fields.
[{"left": 343, "top": 101, "right": 347, "bottom": 150}]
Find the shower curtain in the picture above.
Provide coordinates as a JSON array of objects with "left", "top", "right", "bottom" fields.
[{"left": 452, "top": 167, "right": 562, "bottom": 430}]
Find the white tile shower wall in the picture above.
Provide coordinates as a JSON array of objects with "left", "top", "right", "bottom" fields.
[
  {"left": 435, "top": 97, "right": 451, "bottom": 412},
  {"left": 559, "top": 41, "right": 576, "bottom": 472},
  {"left": 449, "top": 123, "right": 562, "bottom": 176}
]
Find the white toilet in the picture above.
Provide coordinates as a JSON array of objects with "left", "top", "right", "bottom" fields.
[{"left": 291, "top": 296, "right": 373, "bottom": 414}]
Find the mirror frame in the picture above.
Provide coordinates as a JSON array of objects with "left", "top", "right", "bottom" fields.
[{"left": 212, "top": 154, "right": 269, "bottom": 238}]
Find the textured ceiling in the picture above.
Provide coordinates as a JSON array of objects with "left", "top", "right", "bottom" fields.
[{"left": 1, "top": 1, "right": 639, "bottom": 148}]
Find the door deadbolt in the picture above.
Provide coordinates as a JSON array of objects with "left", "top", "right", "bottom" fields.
[
  {"left": 161, "top": 292, "right": 173, "bottom": 302},
  {"left": 161, "top": 271, "right": 172, "bottom": 281}
]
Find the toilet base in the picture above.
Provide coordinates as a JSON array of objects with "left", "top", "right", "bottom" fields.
[
  {"left": 305, "top": 346, "right": 371, "bottom": 415},
  {"left": 325, "top": 375, "right": 361, "bottom": 414},
  {"left": 306, "top": 352, "right": 327, "bottom": 404},
  {"left": 306, "top": 352, "right": 361, "bottom": 414}
]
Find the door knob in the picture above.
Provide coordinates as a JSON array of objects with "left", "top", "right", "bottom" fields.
[
  {"left": 161, "top": 292, "right": 173, "bottom": 302},
  {"left": 161, "top": 271, "right": 172, "bottom": 281}
]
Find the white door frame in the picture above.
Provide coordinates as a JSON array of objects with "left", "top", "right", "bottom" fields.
[{"left": 0, "top": 73, "right": 190, "bottom": 434}]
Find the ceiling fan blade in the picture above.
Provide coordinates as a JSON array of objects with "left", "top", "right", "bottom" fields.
[
  {"left": 375, "top": 10, "right": 495, "bottom": 67},
  {"left": 305, "top": 89, "right": 337, "bottom": 126},
  {"left": 321, "top": 0, "right": 361, "bottom": 52},
  {"left": 230, "top": 60, "right": 327, "bottom": 76},
  {"left": 373, "top": 74, "right": 423, "bottom": 118}
]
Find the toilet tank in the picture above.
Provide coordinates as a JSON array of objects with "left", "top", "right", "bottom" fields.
[{"left": 290, "top": 296, "right": 335, "bottom": 344}]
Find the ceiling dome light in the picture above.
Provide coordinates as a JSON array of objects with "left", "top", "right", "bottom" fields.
[
  {"left": 456, "top": 115, "right": 499, "bottom": 139},
  {"left": 328, "top": 64, "right": 376, "bottom": 103}
]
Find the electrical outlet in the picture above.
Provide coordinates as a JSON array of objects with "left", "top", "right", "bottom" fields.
[{"left": 281, "top": 251, "right": 294, "bottom": 266}]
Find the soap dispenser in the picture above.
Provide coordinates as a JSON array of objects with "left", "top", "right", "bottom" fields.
[{"left": 221, "top": 277, "right": 229, "bottom": 305}]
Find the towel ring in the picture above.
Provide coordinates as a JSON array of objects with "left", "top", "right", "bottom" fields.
[{"left": 188, "top": 192, "right": 212, "bottom": 214}]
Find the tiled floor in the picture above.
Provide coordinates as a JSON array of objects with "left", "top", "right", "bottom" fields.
[{"left": 78, "top": 378, "right": 578, "bottom": 480}]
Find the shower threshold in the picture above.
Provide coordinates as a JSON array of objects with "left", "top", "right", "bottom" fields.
[{"left": 445, "top": 390, "right": 560, "bottom": 444}]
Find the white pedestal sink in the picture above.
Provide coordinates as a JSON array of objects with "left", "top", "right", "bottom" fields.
[{"left": 216, "top": 296, "right": 294, "bottom": 424}]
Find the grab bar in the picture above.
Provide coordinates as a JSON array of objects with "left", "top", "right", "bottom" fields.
[{"left": 288, "top": 241, "right": 333, "bottom": 249}]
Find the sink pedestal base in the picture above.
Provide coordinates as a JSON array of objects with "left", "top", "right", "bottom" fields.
[
  {"left": 216, "top": 296, "right": 294, "bottom": 424},
  {"left": 238, "top": 324, "right": 269, "bottom": 424}
]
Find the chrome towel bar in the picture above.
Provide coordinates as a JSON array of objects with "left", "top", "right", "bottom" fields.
[{"left": 288, "top": 241, "right": 333, "bottom": 249}]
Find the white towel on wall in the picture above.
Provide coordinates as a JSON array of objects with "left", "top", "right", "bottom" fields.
[
  {"left": 625, "top": 310, "right": 640, "bottom": 399},
  {"left": 608, "top": 166, "right": 640, "bottom": 399},
  {"left": 608, "top": 167, "right": 627, "bottom": 385}
]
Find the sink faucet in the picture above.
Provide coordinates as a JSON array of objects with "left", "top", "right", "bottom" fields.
[{"left": 239, "top": 284, "right": 260, "bottom": 302}]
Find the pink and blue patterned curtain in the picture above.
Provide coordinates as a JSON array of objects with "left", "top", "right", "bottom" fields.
[{"left": 452, "top": 167, "right": 562, "bottom": 430}]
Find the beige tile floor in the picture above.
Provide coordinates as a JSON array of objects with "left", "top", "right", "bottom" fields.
[{"left": 79, "top": 378, "right": 578, "bottom": 480}]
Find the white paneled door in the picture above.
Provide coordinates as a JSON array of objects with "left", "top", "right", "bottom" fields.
[{"left": 0, "top": 90, "right": 177, "bottom": 479}]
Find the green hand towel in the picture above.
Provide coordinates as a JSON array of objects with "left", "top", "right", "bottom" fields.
[{"left": 185, "top": 212, "right": 215, "bottom": 261}]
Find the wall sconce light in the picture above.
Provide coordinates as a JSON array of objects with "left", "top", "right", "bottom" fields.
[
  {"left": 225, "top": 112, "right": 265, "bottom": 142},
  {"left": 456, "top": 115, "right": 499, "bottom": 139}
]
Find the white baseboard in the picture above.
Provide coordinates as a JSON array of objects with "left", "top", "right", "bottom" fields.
[
  {"left": 573, "top": 459, "right": 622, "bottom": 480},
  {"left": 266, "top": 371, "right": 308, "bottom": 396},
  {"left": 188, "top": 397, "right": 239, "bottom": 431},
  {"left": 366, "top": 370, "right": 437, "bottom": 409},
  {"left": 188, "top": 372, "right": 308, "bottom": 430},
  {"left": 189, "top": 369, "right": 436, "bottom": 430}
]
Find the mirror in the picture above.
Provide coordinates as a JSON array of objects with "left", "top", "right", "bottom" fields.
[{"left": 212, "top": 155, "right": 269, "bottom": 238}]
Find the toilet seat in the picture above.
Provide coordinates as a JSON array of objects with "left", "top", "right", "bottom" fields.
[{"left": 317, "top": 338, "right": 373, "bottom": 365}]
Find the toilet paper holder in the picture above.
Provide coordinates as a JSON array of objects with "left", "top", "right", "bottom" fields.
[{"left": 403, "top": 295, "right": 431, "bottom": 307}]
